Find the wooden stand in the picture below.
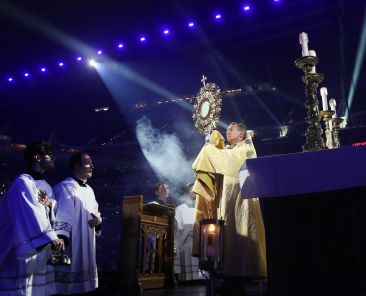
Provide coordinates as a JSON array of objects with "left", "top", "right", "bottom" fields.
[{"left": 120, "top": 196, "right": 176, "bottom": 292}]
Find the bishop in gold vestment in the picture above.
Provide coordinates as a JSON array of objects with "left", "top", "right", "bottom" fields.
[{"left": 192, "top": 123, "right": 267, "bottom": 279}]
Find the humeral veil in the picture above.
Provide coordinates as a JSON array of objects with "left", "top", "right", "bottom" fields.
[{"left": 192, "top": 130, "right": 267, "bottom": 278}]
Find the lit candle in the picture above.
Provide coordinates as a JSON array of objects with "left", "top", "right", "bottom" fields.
[
  {"left": 329, "top": 98, "right": 337, "bottom": 118},
  {"left": 308, "top": 50, "right": 316, "bottom": 73},
  {"left": 320, "top": 87, "right": 328, "bottom": 111},
  {"left": 206, "top": 224, "right": 216, "bottom": 257},
  {"left": 299, "top": 32, "right": 309, "bottom": 57}
]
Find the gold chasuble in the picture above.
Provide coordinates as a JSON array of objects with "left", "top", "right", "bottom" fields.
[{"left": 192, "top": 131, "right": 267, "bottom": 279}]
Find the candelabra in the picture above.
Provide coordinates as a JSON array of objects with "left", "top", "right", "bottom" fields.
[
  {"left": 332, "top": 117, "right": 344, "bottom": 148},
  {"left": 295, "top": 56, "right": 325, "bottom": 151},
  {"left": 320, "top": 110, "right": 335, "bottom": 149}
]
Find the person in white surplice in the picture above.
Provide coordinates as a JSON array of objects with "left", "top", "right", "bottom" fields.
[
  {"left": 53, "top": 152, "right": 102, "bottom": 294},
  {"left": 174, "top": 183, "right": 202, "bottom": 281},
  {"left": 0, "top": 141, "right": 65, "bottom": 296}
]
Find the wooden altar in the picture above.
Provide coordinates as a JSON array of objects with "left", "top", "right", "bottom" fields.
[{"left": 119, "top": 196, "right": 176, "bottom": 292}]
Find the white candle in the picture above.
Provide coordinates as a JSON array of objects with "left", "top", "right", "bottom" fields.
[
  {"left": 309, "top": 50, "right": 316, "bottom": 73},
  {"left": 329, "top": 98, "right": 337, "bottom": 118},
  {"left": 299, "top": 32, "right": 309, "bottom": 57},
  {"left": 320, "top": 87, "right": 328, "bottom": 111}
]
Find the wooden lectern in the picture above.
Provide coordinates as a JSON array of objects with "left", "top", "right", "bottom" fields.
[{"left": 120, "top": 196, "right": 176, "bottom": 292}]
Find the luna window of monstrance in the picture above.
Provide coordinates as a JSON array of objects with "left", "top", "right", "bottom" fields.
[{"left": 193, "top": 75, "right": 223, "bottom": 135}]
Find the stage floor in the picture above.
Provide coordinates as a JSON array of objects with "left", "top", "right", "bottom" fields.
[
  {"left": 94, "top": 280, "right": 266, "bottom": 296},
  {"left": 94, "top": 277, "right": 366, "bottom": 296}
]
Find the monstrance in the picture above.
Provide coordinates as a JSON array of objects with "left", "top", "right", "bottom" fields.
[{"left": 193, "top": 75, "right": 223, "bottom": 135}]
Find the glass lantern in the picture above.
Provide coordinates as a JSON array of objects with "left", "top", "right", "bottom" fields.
[{"left": 199, "top": 219, "right": 224, "bottom": 272}]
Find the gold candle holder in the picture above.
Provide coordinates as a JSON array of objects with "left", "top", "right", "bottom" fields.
[
  {"left": 320, "top": 110, "right": 335, "bottom": 149},
  {"left": 331, "top": 117, "right": 344, "bottom": 148},
  {"left": 295, "top": 56, "right": 325, "bottom": 152}
]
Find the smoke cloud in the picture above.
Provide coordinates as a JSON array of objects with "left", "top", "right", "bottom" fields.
[{"left": 136, "top": 117, "right": 196, "bottom": 203}]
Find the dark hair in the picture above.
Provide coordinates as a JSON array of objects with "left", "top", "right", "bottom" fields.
[
  {"left": 230, "top": 122, "right": 247, "bottom": 138},
  {"left": 24, "top": 142, "right": 53, "bottom": 165},
  {"left": 185, "top": 183, "right": 194, "bottom": 193},
  {"left": 154, "top": 181, "right": 168, "bottom": 192},
  {"left": 69, "top": 152, "right": 89, "bottom": 171}
]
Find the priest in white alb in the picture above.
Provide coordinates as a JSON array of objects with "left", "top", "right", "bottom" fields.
[
  {"left": 53, "top": 152, "right": 102, "bottom": 294},
  {"left": 174, "top": 183, "right": 201, "bottom": 281},
  {"left": 0, "top": 142, "right": 64, "bottom": 296}
]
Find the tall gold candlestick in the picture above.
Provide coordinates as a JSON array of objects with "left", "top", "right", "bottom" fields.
[
  {"left": 332, "top": 117, "right": 344, "bottom": 148},
  {"left": 295, "top": 56, "right": 325, "bottom": 151},
  {"left": 320, "top": 110, "right": 335, "bottom": 149}
]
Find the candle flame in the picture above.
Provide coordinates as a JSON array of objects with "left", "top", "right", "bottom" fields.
[{"left": 208, "top": 224, "right": 216, "bottom": 233}]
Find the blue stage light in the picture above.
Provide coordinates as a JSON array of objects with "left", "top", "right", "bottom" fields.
[
  {"left": 243, "top": 5, "right": 251, "bottom": 12},
  {"left": 188, "top": 21, "right": 195, "bottom": 28},
  {"left": 214, "top": 13, "right": 222, "bottom": 21}
]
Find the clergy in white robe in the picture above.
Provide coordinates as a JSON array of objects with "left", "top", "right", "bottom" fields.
[
  {"left": 53, "top": 152, "right": 102, "bottom": 295},
  {"left": 174, "top": 184, "right": 201, "bottom": 281},
  {"left": 146, "top": 181, "right": 173, "bottom": 273},
  {"left": 0, "top": 142, "right": 64, "bottom": 296}
]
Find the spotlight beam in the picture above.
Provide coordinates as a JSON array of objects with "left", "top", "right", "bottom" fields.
[
  {"left": 213, "top": 51, "right": 282, "bottom": 126},
  {"left": 0, "top": 0, "right": 194, "bottom": 117},
  {"left": 345, "top": 8, "right": 366, "bottom": 121},
  {"left": 0, "top": 1, "right": 96, "bottom": 57},
  {"left": 0, "top": 1, "right": 195, "bottom": 126},
  {"left": 0, "top": 0, "right": 281, "bottom": 128},
  {"left": 94, "top": 59, "right": 193, "bottom": 114},
  {"left": 190, "top": 17, "right": 281, "bottom": 126}
]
